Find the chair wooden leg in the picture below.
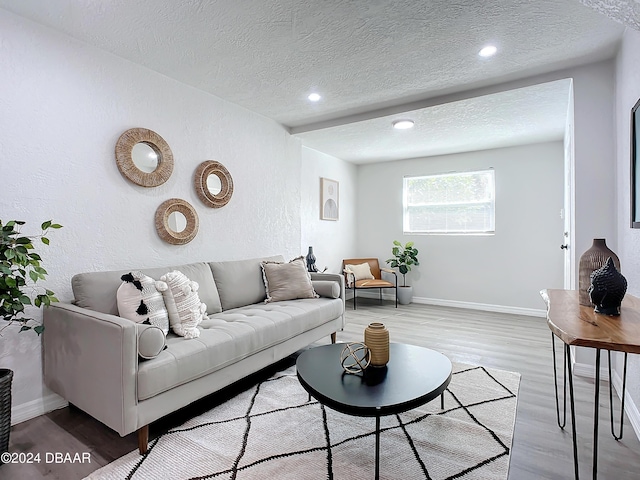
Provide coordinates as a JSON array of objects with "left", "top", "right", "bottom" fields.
[
  {"left": 138, "top": 425, "right": 149, "bottom": 454},
  {"left": 331, "top": 332, "right": 337, "bottom": 344}
]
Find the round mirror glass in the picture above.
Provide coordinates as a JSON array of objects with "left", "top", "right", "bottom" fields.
[
  {"left": 168, "top": 211, "right": 187, "bottom": 233},
  {"left": 131, "top": 142, "right": 159, "bottom": 173},
  {"left": 206, "top": 173, "right": 222, "bottom": 195}
]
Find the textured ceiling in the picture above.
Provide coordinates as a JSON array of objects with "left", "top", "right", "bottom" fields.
[
  {"left": 580, "top": 0, "right": 640, "bottom": 30},
  {"left": 298, "top": 80, "right": 572, "bottom": 164},
  {"left": 0, "top": 1, "right": 625, "bottom": 162}
]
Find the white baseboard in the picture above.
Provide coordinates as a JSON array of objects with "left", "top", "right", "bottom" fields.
[
  {"left": 611, "top": 366, "right": 640, "bottom": 442},
  {"left": 413, "top": 296, "right": 546, "bottom": 318},
  {"left": 572, "top": 361, "right": 610, "bottom": 381},
  {"left": 11, "top": 392, "right": 68, "bottom": 425},
  {"left": 571, "top": 356, "right": 640, "bottom": 442},
  {"left": 349, "top": 291, "right": 546, "bottom": 317}
]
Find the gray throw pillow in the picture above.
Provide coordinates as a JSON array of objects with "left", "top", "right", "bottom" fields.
[{"left": 261, "top": 256, "right": 319, "bottom": 303}]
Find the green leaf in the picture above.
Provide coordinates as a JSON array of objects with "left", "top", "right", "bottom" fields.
[
  {"left": 19, "top": 295, "right": 31, "bottom": 305},
  {"left": 5, "top": 277, "right": 16, "bottom": 288},
  {"left": 15, "top": 237, "right": 31, "bottom": 245},
  {"left": 50, "top": 224, "right": 63, "bottom": 229},
  {"left": 393, "top": 240, "right": 402, "bottom": 246},
  {"left": 5, "top": 249, "right": 15, "bottom": 260},
  {"left": 34, "top": 325, "right": 45, "bottom": 335},
  {"left": 41, "top": 237, "right": 50, "bottom": 245},
  {"left": 29, "top": 270, "right": 39, "bottom": 282},
  {"left": 19, "top": 325, "right": 32, "bottom": 332},
  {"left": 405, "top": 241, "right": 414, "bottom": 248},
  {"left": 41, "top": 220, "right": 52, "bottom": 230},
  {"left": 34, "top": 296, "right": 42, "bottom": 308}
]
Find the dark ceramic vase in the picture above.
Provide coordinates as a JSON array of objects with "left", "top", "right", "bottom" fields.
[
  {"left": 588, "top": 257, "right": 627, "bottom": 316},
  {"left": 305, "top": 246, "right": 318, "bottom": 273},
  {"left": 578, "top": 239, "right": 620, "bottom": 306}
]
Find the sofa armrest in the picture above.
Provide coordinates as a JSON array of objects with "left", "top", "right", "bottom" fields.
[
  {"left": 43, "top": 303, "right": 139, "bottom": 436},
  {"left": 310, "top": 273, "right": 345, "bottom": 329}
]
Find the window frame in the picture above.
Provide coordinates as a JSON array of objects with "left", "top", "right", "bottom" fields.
[{"left": 402, "top": 169, "right": 496, "bottom": 235}]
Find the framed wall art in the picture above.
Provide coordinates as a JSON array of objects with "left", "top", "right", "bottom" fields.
[
  {"left": 632, "top": 97, "right": 640, "bottom": 228},
  {"left": 321, "top": 177, "right": 339, "bottom": 221}
]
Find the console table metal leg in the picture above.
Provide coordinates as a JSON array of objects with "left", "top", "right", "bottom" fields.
[
  {"left": 607, "top": 350, "right": 627, "bottom": 440},
  {"left": 441, "top": 392, "right": 445, "bottom": 409},
  {"left": 375, "top": 415, "right": 380, "bottom": 480},
  {"left": 566, "top": 343, "right": 579, "bottom": 480},
  {"left": 593, "top": 349, "right": 601, "bottom": 479},
  {"left": 552, "top": 333, "right": 567, "bottom": 429}
]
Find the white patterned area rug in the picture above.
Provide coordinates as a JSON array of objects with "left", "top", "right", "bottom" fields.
[{"left": 86, "top": 363, "right": 520, "bottom": 480}]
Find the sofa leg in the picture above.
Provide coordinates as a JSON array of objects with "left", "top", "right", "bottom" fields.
[
  {"left": 330, "top": 332, "right": 337, "bottom": 344},
  {"left": 138, "top": 425, "right": 149, "bottom": 454}
]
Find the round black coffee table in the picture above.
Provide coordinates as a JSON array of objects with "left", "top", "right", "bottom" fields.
[{"left": 296, "top": 343, "right": 452, "bottom": 480}]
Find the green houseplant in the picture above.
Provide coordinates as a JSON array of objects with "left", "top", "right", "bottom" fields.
[
  {"left": 0, "top": 219, "right": 61, "bottom": 459},
  {"left": 386, "top": 240, "right": 419, "bottom": 305}
]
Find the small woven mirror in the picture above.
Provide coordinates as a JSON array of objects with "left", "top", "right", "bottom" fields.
[
  {"left": 155, "top": 198, "right": 199, "bottom": 245},
  {"left": 194, "top": 161, "right": 233, "bottom": 208},
  {"left": 115, "top": 128, "right": 174, "bottom": 187}
]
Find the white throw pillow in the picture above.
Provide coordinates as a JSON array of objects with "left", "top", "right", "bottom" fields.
[
  {"left": 156, "top": 270, "right": 207, "bottom": 339},
  {"left": 345, "top": 262, "right": 375, "bottom": 281},
  {"left": 117, "top": 271, "right": 170, "bottom": 335},
  {"left": 261, "top": 256, "right": 318, "bottom": 303}
]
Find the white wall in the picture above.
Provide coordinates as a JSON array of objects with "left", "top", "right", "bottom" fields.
[
  {"left": 614, "top": 26, "right": 640, "bottom": 436},
  {"left": 300, "top": 147, "right": 358, "bottom": 273},
  {"left": 572, "top": 61, "right": 617, "bottom": 260},
  {"left": 356, "top": 142, "right": 565, "bottom": 313},
  {"left": 0, "top": 11, "right": 305, "bottom": 419}
]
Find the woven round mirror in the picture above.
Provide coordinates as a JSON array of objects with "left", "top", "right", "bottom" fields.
[
  {"left": 194, "top": 161, "right": 234, "bottom": 208},
  {"left": 155, "top": 198, "right": 199, "bottom": 245},
  {"left": 115, "top": 128, "right": 174, "bottom": 187}
]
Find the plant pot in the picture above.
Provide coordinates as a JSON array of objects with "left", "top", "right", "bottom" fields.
[
  {"left": 397, "top": 286, "right": 413, "bottom": 305},
  {"left": 0, "top": 368, "right": 12, "bottom": 461}
]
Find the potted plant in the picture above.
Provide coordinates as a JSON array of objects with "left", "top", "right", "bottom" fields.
[
  {"left": 0, "top": 219, "right": 61, "bottom": 460},
  {"left": 386, "top": 240, "right": 419, "bottom": 305}
]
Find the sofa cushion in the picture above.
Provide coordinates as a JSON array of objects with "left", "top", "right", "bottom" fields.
[
  {"left": 136, "top": 323, "right": 166, "bottom": 360},
  {"left": 157, "top": 270, "right": 207, "bottom": 339},
  {"left": 72, "top": 262, "right": 222, "bottom": 316},
  {"left": 261, "top": 256, "right": 318, "bottom": 303},
  {"left": 136, "top": 297, "right": 343, "bottom": 400},
  {"left": 312, "top": 280, "right": 340, "bottom": 299},
  {"left": 209, "top": 255, "right": 283, "bottom": 310},
  {"left": 116, "top": 272, "right": 170, "bottom": 335}
]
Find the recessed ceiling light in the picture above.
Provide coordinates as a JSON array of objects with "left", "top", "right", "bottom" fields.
[
  {"left": 392, "top": 119, "right": 415, "bottom": 130},
  {"left": 479, "top": 45, "right": 497, "bottom": 57},
  {"left": 308, "top": 93, "right": 321, "bottom": 102}
]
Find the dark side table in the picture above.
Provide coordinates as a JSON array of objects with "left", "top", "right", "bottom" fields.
[{"left": 296, "top": 343, "right": 452, "bottom": 480}]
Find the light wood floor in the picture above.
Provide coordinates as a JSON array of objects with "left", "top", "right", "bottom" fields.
[{"left": 5, "top": 300, "right": 640, "bottom": 479}]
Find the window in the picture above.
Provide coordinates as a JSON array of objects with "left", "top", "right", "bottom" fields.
[{"left": 403, "top": 169, "right": 495, "bottom": 234}]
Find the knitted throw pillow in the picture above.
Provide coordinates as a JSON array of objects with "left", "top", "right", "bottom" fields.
[
  {"left": 117, "top": 271, "right": 170, "bottom": 335},
  {"left": 157, "top": 270, "right": 207, "bottom": 339}
]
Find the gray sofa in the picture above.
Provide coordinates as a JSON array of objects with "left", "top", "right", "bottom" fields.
[{"left": 43, "top": 255, "right": 345, "bottom": 453}]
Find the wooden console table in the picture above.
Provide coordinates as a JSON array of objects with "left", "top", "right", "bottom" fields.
[{"left": 541, "top": 289, "right": 640, "bottom": 480}]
